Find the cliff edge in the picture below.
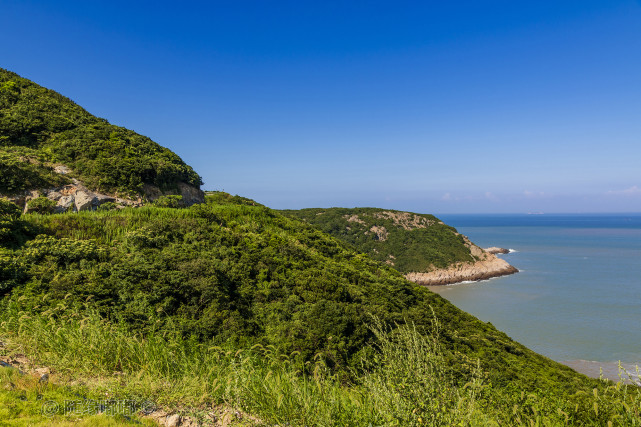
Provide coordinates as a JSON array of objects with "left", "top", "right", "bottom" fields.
[
  {"left": 281, "top": 207, "right": 519, "bottom": 286},
  {"left": 405, "top": 238, "right": 518, "bottom": 285}
]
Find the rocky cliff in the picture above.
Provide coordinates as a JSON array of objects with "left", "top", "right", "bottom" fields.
[
  {"left": 281, "top": 207, "right": 519, "bottom": 285},
  {"left": 405, "top": 239, "right": 518, "bottom": 286},
  {"left": 6, "top": 165, "right": 204, "bottom": 213}
]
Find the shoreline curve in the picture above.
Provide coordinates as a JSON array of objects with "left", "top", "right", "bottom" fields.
[{"left": 405, "top": 241, "right": 519, "bottom": 286}]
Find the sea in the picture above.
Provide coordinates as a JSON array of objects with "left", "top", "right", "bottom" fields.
[{"left": 431, "top": 213, "right": 641, "bottom": 382}]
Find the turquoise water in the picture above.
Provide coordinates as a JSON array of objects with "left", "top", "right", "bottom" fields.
[{"left": 432, "top": 214, "right": 641, "bottom": 369}]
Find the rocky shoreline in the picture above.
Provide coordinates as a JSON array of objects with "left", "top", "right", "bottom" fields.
[{"left": 405, "top": 243, "right": 518, "bottom": 286}]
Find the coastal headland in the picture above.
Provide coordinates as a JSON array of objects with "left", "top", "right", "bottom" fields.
[
  {"left": 405, "top": 242, "right": 518, "bottom": 286},
  {"left": 281, "top": 207, "right": 519, "bottom": 287}
]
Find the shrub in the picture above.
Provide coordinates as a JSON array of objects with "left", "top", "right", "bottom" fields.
[
  {"left": 97, "top": 201, "right": 118, "bottom": 211},
  {"left": 0, "top": 252, "right": 25, "bottom": 294},
  {"left": 0, "top": 199, "right": 36, "bottom": 249},
  {"left": 5, "top": 202, "right": 600, "bottom": 397},
  {"left": 26, "top": 196, "right": 56, "bottom": 214},
  {"left": 281, "top": 207, "right": 474, "bottom": 272},
  {"left": 0, "top": 68, "right": 202, "bottom": 197},
  {"left": 153, "top": 195, "right": 184, "bottom": 208},
  {"left": 0, "top": 198, "right": 21, "bottom": 219},
  {"left": 0, "top": 148, "right": 70, "bottom": 194}
]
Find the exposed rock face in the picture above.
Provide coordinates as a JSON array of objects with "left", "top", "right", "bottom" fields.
[
  {"left": 369, "top": 225, "right": 389, "bottom": 241},
  {"left": 142, "top": 183, "right": 164, "bottom": 201},
  {"left": 177, "top": 182, "right": 205, "bottom": 206},
  {"left": 372, "top": 211, "right": 436, "bottom": 229},
  {"left": 4, "top": 163, "right": 204, "bottom": 212},
  {"left": 53, "top": 165, "right": 71, "bottom": 175},
  {"left": 74, "top": 190, "right": 97, "bottom": 211},
  {"left": 405, "top": 237, "right": 518, "bottom": 286},
  {"left": 344, "top": 214, "right": 366, "bottom": 224},
  {"left": 142, "top": 182, "right": 205, "bottom": 206},
  {"left": 165, "top": 414, "right": 182, "bottom": 427},
  {"left": 405, "top": 254, "right": 518, "bottom": 286},
  {"left": 55, "top": 195, "right": 75, "bottom": 213},
  {"left": 95, "top": 193, "right": 116, "bottom": 206},
  {"left": 17, "top": 178, "right": 125, "bottom": 213}
]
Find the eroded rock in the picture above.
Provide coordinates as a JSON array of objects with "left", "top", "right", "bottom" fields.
[
  {"left": 53, "top": 165, "right": 71, "bottom": 175},
  {"left": 369, "top": 225, "right": 389, "bottom": 241},
  {"left": 2, "top": 162, "right": 202, "bottom": 212},
  {"left": 405, "top": 239, "right": 518, "bottom": 286},
  {"left": 142, "top": 182, "right": 205, "bottom": 206},
  {"left": 166, "top": 414, "right": 182, "bottom": 427},
  {"left": 373, "top": 211, "right": 435, "bottom": 229},
  {"left": 55, "top": 195, "right": 75, "bottom": 213},
  {"left": 75, "top": 190, "right": 97, "bottom": 211},
  {"left": 405, "top": 252, "right": 518, "bottom": 286},
  {"left": 95, "top": 194, "right": 116, "bottom": 205},
  {"left": 177, "top": 182, "right": 205, "bottom": 206}
]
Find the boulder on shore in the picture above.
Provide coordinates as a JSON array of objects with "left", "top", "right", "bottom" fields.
[{"left": 405, "top": 242, "right": 518, "bottom": 286}]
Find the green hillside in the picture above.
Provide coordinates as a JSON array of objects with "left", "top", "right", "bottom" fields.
[
  {"left": 0, "top": 69, "right": 201, "bottom": 197},
  {"left": 0, "top": 196, "right": 598, "bottom": 388},
  {"left": 0, "top": 196, "right": 547, "bottom": 385},
  {"left": 0, "top": 72, "right": 639, "bottom": 425},
  {"left": 281, "top": 207, "right": 475, "bottom": 273},
  {"left": 1, "top": 195, "right": 639, "bottom": 424}
]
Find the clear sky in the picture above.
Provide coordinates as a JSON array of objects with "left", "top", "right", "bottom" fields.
[{"left": 2, "top": 0, "right": 640, "bottom": 213}]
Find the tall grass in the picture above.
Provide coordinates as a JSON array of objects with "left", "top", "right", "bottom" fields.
[
  {"left": 0, "top": 366, "right": 149, "bottom": 426},
  {"left": 0, "top": 297, "right": 639, "bottom": 425},
  {"left": 23, "top": 203, "right": 287, "bottom": 246}
]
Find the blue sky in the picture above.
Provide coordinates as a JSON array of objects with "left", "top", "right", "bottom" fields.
[{"left": 2, "top": 0, "right": 640, "bottom": 213}]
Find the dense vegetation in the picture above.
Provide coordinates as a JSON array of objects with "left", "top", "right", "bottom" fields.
[
  {"left": 0, "top": 195, "right": 639, "bottom": 425},
  {"left": 281, "top": 207, "right": 475, "bottom": 273},
  {"left": 1, "top": 70, "right": 639, "bottom": 424},
  {"left": 0, "top": 365, "right": 148, "bottom": 426},
  {"left": 0, "top": 69, "right": 201, "bottom": 196},
  {"left": 0, "top": 146, "right": 70, "bottom": 194},
  {"left": 0, "top": 196, "right": 599, "bottom": 388},
  {"left": 3, "top": 307, "right": 639, "bottom": 426}
]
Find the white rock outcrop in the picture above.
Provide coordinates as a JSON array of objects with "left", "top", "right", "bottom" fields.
[
  {"left": 74, "top": 190, "right": 97, "bottom": 211},
  {"left": 405, "top": 238, "right": 518, "bottom": 286},
  {"left": 55, "top": 195, "right": 75, "bottom": 213}
]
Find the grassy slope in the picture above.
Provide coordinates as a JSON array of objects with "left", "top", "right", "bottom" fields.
[
  {"left": 1, "top": 195, "right": 594, "bottom": 395},
  {"left": 0, "top": 366, "right": 152, "bottom": 426},
  {"left": 0, "top": 71, "right": 638, "bottom": 424},
  {"left": 0, "top": 69, "right": 201, "bottom": 197},
  {"left": 1, "top": 196, "right": 639, "bottom": 425},
  {"left": 281, "top": 207, "right": 475, "bottom": 273}
]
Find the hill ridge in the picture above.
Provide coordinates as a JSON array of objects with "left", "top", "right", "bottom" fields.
[
  {"left": 281, "top": 207, "right": 519, "bottom": 285},
  {"left": 0, "top": 68, "right": 203, "bottom": 208},
  {"left": 2, "top": 70, "right": 637, "bottom": 425}
]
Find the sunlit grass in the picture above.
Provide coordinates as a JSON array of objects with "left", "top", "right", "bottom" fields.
[
  {"left": 0, "top": 365, "right": 152, "bottom": 426},
  {"left": 1, "top": 299, "right": 639, "bottom": 426}
]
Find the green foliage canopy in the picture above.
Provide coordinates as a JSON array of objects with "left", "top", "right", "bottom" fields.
[
  {"left": 0, "top": 198, "right": 36, "bottom": 250},
  {"left": 0, "top": 196, "right": 594, "bottom": 398},
  {"left": 282, "top": 207, "right": 475, "bottom": 273},
  {"left": 0, "top": 69, "right": 202, "bottom": 197},
  {"left": 25, "top": 196, "right": 57, "bottom": 214}
]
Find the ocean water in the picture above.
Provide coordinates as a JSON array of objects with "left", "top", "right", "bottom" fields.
[{"left": 431, "top": 214, "right": 641, "bottom": 379}]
